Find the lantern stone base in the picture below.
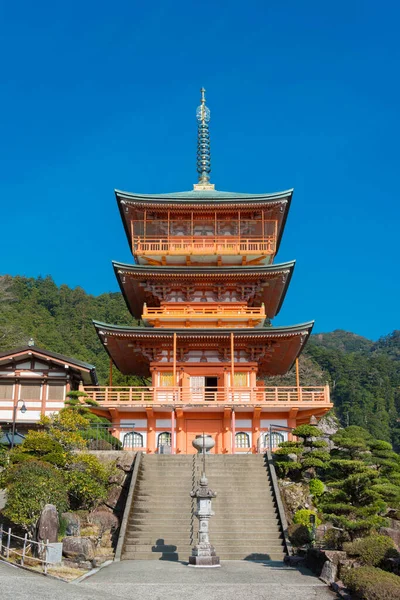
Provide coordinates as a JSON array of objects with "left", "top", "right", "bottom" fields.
[{"left": 188, "top": 543, "right": 220, "bottom": 567}]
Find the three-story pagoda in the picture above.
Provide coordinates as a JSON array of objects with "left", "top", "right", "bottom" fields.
[{"left": 86, "top": 89, "right": 332, "bottom": 453}]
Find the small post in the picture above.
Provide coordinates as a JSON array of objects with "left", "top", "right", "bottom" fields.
[
  {"left": 109, "top": 357, "right": 113, "bottom": 387},
  {"left": 44, "top": 539, "right": 49, "bottom": 574},
  {"left": 0, "top": 524, "right": 3, "bottom": 556},
  {"left": 6, "top": 527, "right": 11, "bottom": 559},
  {"left": 173, "top": 332, "right": 177, "bottom": 390},
  {"left": 295, "top": 357, "right": 300, "bottom": 400},
  {"left": 21, "top": 533, "right": 28, "bottom": 566},
  {"left": 231, "top": 408, "right": 236, "bottom": 454},
  {"left": 230, "top": 332, "right": 234, "bottom": 388},
  {"left": 309, "top": 514, "right": 316, "bottom": 546}
]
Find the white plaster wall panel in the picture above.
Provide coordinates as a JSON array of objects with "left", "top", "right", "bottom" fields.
[
  {"left": 47, "top": 372, "right": 67, "bottom": 377},
  {"left": 235, "top": 419, "right": 252, "bottom": 428},
  {"left": 156, "top": 419, "right": 172, "bottom": 428},
  {"left": 45, "top": 410, "right": 60, "bottom": 417},
  {"left": 0, "top": 410, "right": 13, "bottom": 420},
  {"left": 120, "top": 419, "right": 147, "bottom": 428},
  {"left": 18, "top": 411, "right": 41, "bottom": 421},
  {"left": 0, "top": 371, "right": 14, "bottom": 375},
  {"left": 260, "top": 419, "right": 288, "bottom": 428},
  {"left": 46, "top": 402, "right": 65, "bottom": 409},
  {"left": 0, "top": 401, "right": 14, "bottom": 407},
  {"left": 19, "top": 371, "right": 42, "bottom": 377},
  {"left": 16, "top": 361, "right": 31, "bottom": 369},
  {"left": 23, "top": 402, "right": 42, "bottom": 408}
]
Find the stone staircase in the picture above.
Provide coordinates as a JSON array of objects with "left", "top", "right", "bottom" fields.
[{"left": 121, "top": 454, "right": 286, "bottom": 561}]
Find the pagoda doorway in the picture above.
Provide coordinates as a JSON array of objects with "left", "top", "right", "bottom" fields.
[
  {"left": 190, "top": 376, "right": 219, "bottom": 402},
  {"left": 185, "top": 418, "right": 223, "bottom": 454}
]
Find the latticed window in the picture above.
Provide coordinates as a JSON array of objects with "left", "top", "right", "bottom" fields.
[
  {"left": 47, "top": 382, "right": 65, "bottom": 401},
  {"left": 235, "top": 432, "right": 250, "bottom": 448},
  {"left": 0, "top": 382, "right": 13, "bottom": 400},
  {"left": 264, "top": 432, "right": 284, "bottom": 449},
  {"left": 158, "top": 432, "right": 171, "bottom": 448},
  {"left": 20, "top": 382, "right": 41, "bottom": 400},
  {"left": 233, "top": 372, "right": 247, "bottom": 387},
  {"left": 123, "top": 432, "right": 144, "bottom": 449},
  {"left": 160, "top": 372, "right": 174, "bottom": 387}
]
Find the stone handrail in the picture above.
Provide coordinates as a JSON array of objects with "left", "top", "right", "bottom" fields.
[{"left": 114, "top": 452, "right": 143, "bottom": 561}]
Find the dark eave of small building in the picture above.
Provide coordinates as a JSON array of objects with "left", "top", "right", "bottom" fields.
[
  {"left": 115, "top": 188, "right": 293, "bottom": 256},
  {"left": 112, "top": 260, "right": 296, "bottom": 319},
  {"left": 0, "top": 346, "right": 99, "bottom": 385}
]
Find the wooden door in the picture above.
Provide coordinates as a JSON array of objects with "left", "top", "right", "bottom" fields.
[{"left": 185, "top": 418, "right": 223, "bottom": 454}]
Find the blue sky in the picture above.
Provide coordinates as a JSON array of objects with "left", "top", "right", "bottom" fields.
[{"left": 1, "top": 1, "right": 398, "bottom": 341}]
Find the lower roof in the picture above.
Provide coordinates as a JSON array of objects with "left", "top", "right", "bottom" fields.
[{"left": 93, "top": 321, "right": 314, "bottom": 377}]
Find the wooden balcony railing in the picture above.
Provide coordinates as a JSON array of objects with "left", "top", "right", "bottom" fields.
[
  {"left": 142, "top": 305, "right": 266, "bottom": 318},
  {"left": 82, "top": 385, "right": 331, "bottom": 405},
  {"left": 132, "top": 236, "right": 276, "bottom": 256}
]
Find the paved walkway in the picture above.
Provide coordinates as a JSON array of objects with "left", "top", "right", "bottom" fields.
[{"left": 1, "top": 559, "right": 338, "bottom": 600}]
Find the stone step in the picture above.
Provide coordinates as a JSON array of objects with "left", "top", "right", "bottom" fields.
[
  {"left": 122, "top": 550, "right": 286, "bottom": 561},
  {"left": 125, "top": 533, "right": 282, "bottom": 544},
  {"left": 123, "top": 541, "right": 285, "bottom": 552}
]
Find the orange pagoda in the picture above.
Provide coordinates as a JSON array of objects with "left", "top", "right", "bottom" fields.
[{"left": 84, "top": 89, "right": 332, "bottom": 453}]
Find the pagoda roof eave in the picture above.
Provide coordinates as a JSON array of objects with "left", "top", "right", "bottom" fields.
[
  {"left": 115, "top": 188, "right": 294, "bottom": 203},
  {"left": 93, "top": 321, "right": 313, "bottom": 377},
  {"left": 93, "top": 321, "right": 313, "bottom": 337},
  {"left": 112, "top": 259, "right": 295, "bottom": 319},
  {"left": 112, "top": 259, "right": 296, "bottom": 276},
  {"left": 115, "top": 188, "right": 293, "bottom": 255}
]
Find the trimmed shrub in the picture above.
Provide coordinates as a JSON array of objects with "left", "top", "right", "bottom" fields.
[
  {"left": 0, "top": 460, "right": 68, "bottom": 532},
  {"left": 343, "top": 535, "right": 399, "bottom": 567},
  {"left": 323, "top": 527, "right": 349, "bottom": 550},
  {"left": 293, "top": 509, "right": 321, "bottom": 531},
  {"left": 288, "top": 523, "right": 311, "bottom": 546},
  {"left": 309, "top": 478, "right": 325, "bottom": 497},
  {"left": 343, "top": 566, "right": 400, "bottom": 600},
  {"left": 66, "top": 453, "right": 111, "bottom": 510}
]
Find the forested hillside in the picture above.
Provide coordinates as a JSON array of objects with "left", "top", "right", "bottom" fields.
[{"left": 1, "top": 275, "right": 399, "bottom": 448}]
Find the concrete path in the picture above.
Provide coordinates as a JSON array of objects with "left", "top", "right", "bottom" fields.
[{"left": 1, "top": 559, "right": 338, "bottom": 600}]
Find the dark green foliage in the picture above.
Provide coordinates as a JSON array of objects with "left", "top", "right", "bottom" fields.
[
  {"left": 287, "top": 523, "right": 311, "bottom": 547},
  {"left": 343, "top": 566, "right": 400, "bottom": 600},
  {"left": 0, "top": 460, "right": 68, "bottom": 532},
  {"left": 343, "top": 535, "right": 399, "bottom": 567}
]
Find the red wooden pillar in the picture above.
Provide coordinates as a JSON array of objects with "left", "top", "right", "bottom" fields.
[
  {"left": 171, "top": 409, "right": 175, "bottom": 454},
  {"left": 231, "top": 408, "right": 236, "bottom": 454}
]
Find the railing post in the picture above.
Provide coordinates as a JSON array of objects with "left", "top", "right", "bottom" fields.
[
  {"left": 6, "top": 527, "right": 11, "bottom": 559},
  {"left": 21, "top": 533, "right": 28, "bottom": 566},
  {"left": 0, "top": 524, "right": 3, "bottom": 556}
]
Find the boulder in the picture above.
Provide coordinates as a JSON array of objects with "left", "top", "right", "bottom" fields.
[
  {"left": 36, "top": 504, "right": 59, "bottom": 543},
  {"left": 62, "top": 512, "right": 80, "bottom": 537},
  {"left": 62, "top": 537, "right": 95, "bottom": 561},
  {"left": 387, "top": 518, "right": 400, "bottom": 532},
  {"left": 379, "top": 526, "right": 400, "bottom": 549},
  {"left": 108, "top": 469, "right": 126, "bottom": 486},
  {"left": 280, "top": 482, "right": 310, "bottom": 516},
  {"left": 104, "top": 485, "right": 122, "bottom": 510},
  {"left": 116, "top": 452, "right": 136, "bottom": 473},
  {"left": 306, "top": 548, "right": 346, "bottom": 581},
  {"left": 89, "top": 509, "right": 119, "bottom": 533}
]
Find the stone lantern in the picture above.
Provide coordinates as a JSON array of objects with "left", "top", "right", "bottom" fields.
[{"left": 189, "top": 437, "right": 220, "bottom": 567}]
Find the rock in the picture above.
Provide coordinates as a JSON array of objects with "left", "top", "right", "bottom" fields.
[
  {"left": 379, "top": 527, "right": 400, "bottom": 548},
  {"left": 104, "top": 485, "right": 122, "bottom": 510},
  {"left": 89, "top": 509, "right": 119, "bottom": 533},
  {"left": 387, "top": 518, "right": 400, "bottom": 532},
  {"left": 331, "top": 581, "right": 352, "bottom": 600},
  {"left": 317, "top": 413, "right": 340, "bottom": 449},
  {"left": 280, "top": 482, "right": 310, "bottom": 517},
  {"left": 62, "top": 537, "right": 95, "bottom": 561},
  {"left": 320, "top": 559, "right": 337, "bottom": 584},
  {"left": 108, "top": 469, "right": 126, "bottom": 486},
  {"left": 284, "top": 555, "right": 306, "bottom": 567},
  {"left": 36, "top": 504, "right": 59, "bottom": 543},
  {"left": 306, "top": 548, "right": 346, "bottom": 579},
  {"left": 62, "top": 512, "right": 81, "bottom": 537},
  {"left": 116, "top": 452, "right": 136, "bottom": 472}
]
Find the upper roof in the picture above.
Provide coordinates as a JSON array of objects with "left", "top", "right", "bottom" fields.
[
  {"left": 0, "top": 346, "right": 98, "bottom": 385},
  {"left": 115, "top": 188, "right": 293, "bottom": 202}
]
